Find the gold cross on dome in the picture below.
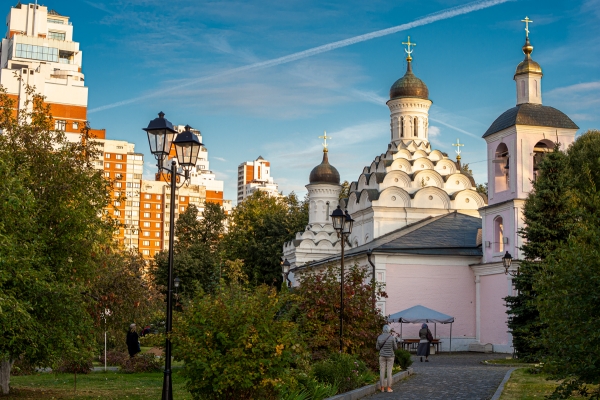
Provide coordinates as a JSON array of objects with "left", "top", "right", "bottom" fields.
[
  {"left": 319, "top": 131, "right": 331, "bottom": 150},
  {"left": 452, "top": 138, "right": 464, "bottom": 158},
  {"left": 521, "top": 16, "right": 533, "bottom": 37},
  {"left": 402, "top": 36, "right": 416, "bottom": 61}
]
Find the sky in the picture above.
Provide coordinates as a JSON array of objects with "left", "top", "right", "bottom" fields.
[{"left": 37, "top": 0, "right": 600, "bottom": 202}]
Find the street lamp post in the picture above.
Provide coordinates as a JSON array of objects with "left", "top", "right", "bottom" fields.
[
  {"left": 502, "top": 251, "right": 515, "bottom": 275},
  {"left": 144, "top": 112, "right": 202, "bottom": 400},
  {"left": 330, "top": 205, "right": 354, "bottom": 352},
  {"left": 281, "top": 259, "right": 291, "bottom": 287}
]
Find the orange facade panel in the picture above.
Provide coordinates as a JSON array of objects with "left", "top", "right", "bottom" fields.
[
  {"left": 48, "top": 103, "right": 87, "bottom": 120},
  {"left": 206, "top": 190, "right": 224, "bottom": 205},
  {"left": 245, "top": 165, "right": 254, "bottom": 184},
  {"left": 90, "top": 128, "right": 106, "bottom": 139}
]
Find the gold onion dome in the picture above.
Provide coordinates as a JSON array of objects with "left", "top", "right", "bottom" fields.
[
  {"left": 309, "top": 149, "right": 340, "bottom": 184},
  {"left": 515, "top": 37, "right": 542, "bottom": 76},
  {"left": 389, "top": 60, "right": 429, "bottom": 100}
]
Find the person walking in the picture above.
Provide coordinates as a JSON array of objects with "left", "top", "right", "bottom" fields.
[
  {"left": 126, "top": 323, "right": 141, "bottom": 358},
  {"left": 417, "top": 323, "right": 433, "bottom": 362},
  {"left": 376, "top": 325, "right": 397, "bottom": 393}
]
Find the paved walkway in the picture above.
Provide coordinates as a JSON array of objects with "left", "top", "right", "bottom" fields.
[{"left": 366, "top": 353, "right": 512, "bottom": 400}]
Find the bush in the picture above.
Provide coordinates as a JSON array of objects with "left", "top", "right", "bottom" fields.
[
  {"left": 120, "top": 353, "right": 162, "bottom": 373},
  {"left": 99, "top": 350, "right": 129, "bottom": 366},
  {"left": 11, "top": 356, "right": 36, "bottom": 376},
  {"left": 312, "top": 353, "right": 375, "bottom": 394},
  {"left": 139, "top": 333, "right": 164, "bottom": 348},
  {"left": 172, "top": 280, "right": 305, "bottom": 399},
  {"left": 394, "top": 348, "right": 413, "bottom": 370},
  {"left": 55, "top": 359, "right": 93, "bottom": 374}
]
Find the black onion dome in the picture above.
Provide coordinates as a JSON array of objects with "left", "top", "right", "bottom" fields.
[
  {"left": 309, "top": 151, "right": 340, "bottom": 184},
  {"left": 389, "top": 61, "right": 429, "bottom": 100}
]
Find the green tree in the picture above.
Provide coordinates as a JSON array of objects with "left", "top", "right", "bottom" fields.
[
  {"left": 172, "top": 275, "right": 305, "bottom": 399},
  {"left": 0, "top": 85, "right": 115, "bottom": 394},
  {"left": 223, "top": 192, "right": 308, "bottom": 286},
  {"left": 151, "top": 202, "right": 226, "bottom": 298},
  {"left": 535, "top": 130, "right": 600, "bottom": 398},
  {"left": 294, "top": 263, "right": 388, "bottom": 370},
  {"left": 505, "top": 143, "right": 574, "bottom": 361},
  {"left": 339, "top": 180, "right": 350, "bottom": 200}
]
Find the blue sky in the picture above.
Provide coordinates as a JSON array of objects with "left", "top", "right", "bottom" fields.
[{"left": 45, "top": 0, "right": 600, "bottom": 202}]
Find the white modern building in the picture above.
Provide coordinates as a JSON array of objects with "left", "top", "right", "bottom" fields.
[{"left": 237, "top": 156, "right": 280, "bottom": 202}]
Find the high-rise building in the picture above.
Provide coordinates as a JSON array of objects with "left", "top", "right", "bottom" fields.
[
  {"left": 0, "top": 2, "right": 104, "bottom": 140},
  {"left": 237, "top": 156, "right": 280, "bottom": 202}
]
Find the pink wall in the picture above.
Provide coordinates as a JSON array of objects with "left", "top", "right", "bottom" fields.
[
  {"left": 480, "top": 273, "right": 511, "bottom": 345},
  {"left": 385, "top": 263, "right": 475, "bottom": 340},
  {"left": 483, "top": 207, "right": 514, "bottom": 263}
]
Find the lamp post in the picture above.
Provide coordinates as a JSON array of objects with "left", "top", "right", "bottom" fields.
[
  {"left": 144, "top": 112, "right": 202, "bottom": 400},
  {"left": 281, "top": 259, "right": 291, "bottom": 287},
  {"left": 502, "top": 251, "right": 514, "bottom": 275},
  {"left": 100, "top": 308, "right": 112, "bottom": 372},
  {"left": 330, "top": 205, "right": 354, "bottom": 352},
  {"left": 174, "top": 276, "right": 181, "bottom": 309}
]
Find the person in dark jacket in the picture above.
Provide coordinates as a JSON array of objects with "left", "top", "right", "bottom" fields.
[
  {"left": 126, "top": 323, "right": 140, "bottom": 358},
  {"left": 376, "top": 325, "right": 397, "bottom": 393},
  {"left": 416, "top": 323, "right": 433, "bottom": 362}
]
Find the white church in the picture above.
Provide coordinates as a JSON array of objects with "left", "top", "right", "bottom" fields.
[{"left": 283, "top": 26, "right": 578, "bottom": 353}]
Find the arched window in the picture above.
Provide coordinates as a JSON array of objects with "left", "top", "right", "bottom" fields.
[
  {"left": 520, "top": 81, "right": 526, "bottom": 97},
  {"left": 400, "top": 117, "right": 404, "bottom": 138},
  {"left": 494, "top": 143, "right": 509, "bottom": 193},
  {"left": 414, "top": 117, "right": 418, "bottom": 137},
  {"left": 326, "top": 201, "right": 330, "bottom": 221},
  {"left": 532, "top": 140, "right": 555, "bottom": 182},
  {"left": 534, "top": 80, "right": 538, "bottom": 97},
  {"left": 494, "top": 216, "right": 504, "bottom": 253}
]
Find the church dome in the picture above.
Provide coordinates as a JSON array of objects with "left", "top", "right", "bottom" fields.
[
  {"left": 389, "top": 61, "right": 429, "bottom": 100},
  {"left": 309, "top": 150, "right": 340, "bottom": 185},
  {"left": 515, "top": 37, "right": 542, "bottom": 76}
]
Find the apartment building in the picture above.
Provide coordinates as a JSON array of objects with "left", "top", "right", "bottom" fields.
[
  {"left": 237, "top": 156, "right": 280, "bottom": 202},
  {"left": 0, "top": 3, "right": 104, "bottom": 139}
]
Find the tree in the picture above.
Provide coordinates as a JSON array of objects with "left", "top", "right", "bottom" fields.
[
  {"left": 535, "top": 130, "right": 600, "bottom": 398},
  {"left": 339, "top": 180, "right": 350, "bottom": 200},
  {"left": 171, "top": 267, "right": 304, "bottom": 399},
  {"left": 476, "top": 182, "right": 488, "bottom": 197},
  {"left": 294, "top": 263, "right": 388, "bottom": 370},
  {"left": 223, "top": 192, "right": 308, "bottom": 286},
  {"left": 0, "top": 85, "right": 116, "bottom": 394},
  {"left": 505, "top": 143, "right": 574, "bottom": 361},
  {"left": 151, "top": 202, "right": 226, "bottom": 298}
]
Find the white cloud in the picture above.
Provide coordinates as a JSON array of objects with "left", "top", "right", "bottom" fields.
[
  {"left": 428, "top": 125, "right": 441, "bottom": 137},
  {"left": 213, "top": 157, "right": 227, "bottom": 162}
]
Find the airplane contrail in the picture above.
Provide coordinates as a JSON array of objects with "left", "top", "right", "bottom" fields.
[{"left": 89, "top": 0, "right": 511, "bottom": 114}]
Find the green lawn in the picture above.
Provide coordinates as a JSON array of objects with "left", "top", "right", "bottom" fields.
[
  {"left": 500, "top": 368, "right": 561, "bottom": 400},
  {"left": 4, "top": 371, "right": 192, "bottom": 399}
]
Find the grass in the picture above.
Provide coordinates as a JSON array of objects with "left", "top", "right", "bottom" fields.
[
  {"left": 499, "top": 368, "right": 562, "bottom": 400},
  {"left": 3, "top": 371, "right": 192, "bottom": 399},
  {"left": 484, "top": 357, "right": 537, "bottom": 366}
]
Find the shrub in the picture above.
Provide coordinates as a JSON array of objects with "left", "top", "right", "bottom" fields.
[
  {"left": 295, "top": 263, "right": 388, "bottom": 370},
  {"left": 172, "top": 281, "right": 305, "bottom": 399},
  {"left": 55, "top": 359, "right": 93, "bottom": 374},
  {"left": 394, "top": 348, "right": 413, "bottom": 370},
  {"left": 120, "top": 353, "right": 161, "bottom": 373},
  {"left": 312, "top": 353, "right": 375, "bottom": 394},
  {"left": 139, "top": 333, "right": 164, "bottom": 349},
  {"left": 99, "top": 350, "right": 129, "bottom": 366},
  {"left": 11, "top": 356, "right": 36, "bottom": 376}
]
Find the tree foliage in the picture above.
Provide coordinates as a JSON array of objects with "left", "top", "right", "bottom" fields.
[
  {"left": 294, "top": 263, "right": 387, "bottom": 370},
  {"left": 172, "top": 271, "right": 305, "bottom": 400},
  {"left": 534, "top": 130, "right": 600, "bottom": 398},
  {"left": 505, "top": 143, "right": 574, "bottom": 361},
  {"left": 0, "top": 85, "right": 115, "bottom": 393},
  {"left": 223, "top": 192, "right": 308, "bottom": 287},
  {"left": 151, "top": 202, "right": 226, "bottom": 298}
]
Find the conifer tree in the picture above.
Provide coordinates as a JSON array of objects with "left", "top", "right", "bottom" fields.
[{"left": 505, "top": 143, "right": 574, "bottom": 361}]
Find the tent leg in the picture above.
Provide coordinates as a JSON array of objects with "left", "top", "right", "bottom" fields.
[
  {"left": 400, "top": 322, "right": 402, "bottom": 339},
  {"left": 450, "top": 323, "right": 452, "bottom": 353},
  {"left": 434, "top": 323, "right": 436, "bottom": 339}
]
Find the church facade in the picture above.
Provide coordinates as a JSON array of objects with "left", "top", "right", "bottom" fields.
[{"left": 283, "top": 27, "right": 578, "bottom": 353}]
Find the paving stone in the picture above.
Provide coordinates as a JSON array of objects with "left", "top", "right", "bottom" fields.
[{"left": 365, "top": 352, "right": 511, "bottom": 400}]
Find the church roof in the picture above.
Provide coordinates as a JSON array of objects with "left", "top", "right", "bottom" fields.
[
  {"left": 296, "top": 213, "right": 482, "bottom": 270},
  {"left": 483, "top": 103, "right": 579, "bottom": 138},
  {"left": 389, "top": 61, "right": 429, "bottom": 101}
]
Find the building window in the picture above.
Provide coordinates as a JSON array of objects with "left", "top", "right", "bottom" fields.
[
  {"left": 144, "top": 194, "right": 151, "bottom": 199},
  {"left": 115, "top": 182, "right": 122, "bottom": 188},
  {"left": 72, "top": 121, "right": 79, "bottom": 130},
  {"left": 144, "top": 212, "right": 150, "bottom": 218},
  {"left": 494, "top": 216, "right": 504, "bottom": 253},
  {"left": 114, "top": 201, "right": 121, "bottom": 206},
  {"left": 132, "top": 201, "right": 139, "bottom": 207},
  {"left": 143, "top": 222, "right": 150, "bottom": 227},
  {"left": 16, "top": 43, "right": 58, "bottom": 62},
  {"left": 142, "top": 240, "right": 150, "bottom": 246},
  {"left": 116, "top": 164, "right": 123, "bottom": 169},
  {"left": 47, "top": 18, "right": 65, "bottom": 25},
  {"left": 533, "top": 140, "right": 555, "bottom": 182},
  {"left": 143, "top": 232, "right": 150, "bottom": 237},
  {"left": 155, "top": 232, "right": 160, "bottom": 238},
  {"left": 180, "top": 207, "right": 185, "bottom": 212},
  {"left": 144, "top": 204, "right": 150, "bottom": 209},
  {"left": 156, "top": 204, "right": 161, "bottom": 210},
  {"left": 156, "top": 195, "right": 161, "bottom": 200},
  {"left": 114, "top": 210, "right": 121, "bottom": 216},
  {"left": 494, "top": 143, "right": 509, "bottom": 193},
  {"left": 155, "top": 222, "right": 161, "bottom": 228},
  {"left": 142, "top": 250, "right": 150, "bottom": 256},
  {"left": 105, "top": 153, "right": 111, "bottom": 159},
  {"left": 116, "top": 154, "right": 123, "bottom": 160},
  {"left": 521, "top": 80, "right": 526, "bottom": 97},
  {"left": 105, "top": 163, "right": 110, "bottom": 168},
  {"left": 155, "top": 241, "right": 161, "bottom": 247},
  {"left": 54, "top": 120, "right": 66, "bottom": 131},
  {"left": 156, "top": 213, "right": 161, "bottom": 219},
  {"left": 104, "top": 172, "right": 110, "bottom": 178},
  {"left": 180, "top": 196, "right": 186, "bottom": 201}
]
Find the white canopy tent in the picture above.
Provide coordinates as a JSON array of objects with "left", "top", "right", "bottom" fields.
[{"left": 388, "top": 305, "right": 455, "bottom": 352}]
